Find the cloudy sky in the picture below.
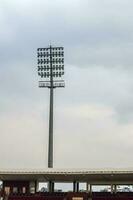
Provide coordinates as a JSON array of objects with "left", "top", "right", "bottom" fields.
[{"left": 0, "top": 0, "right": 133, "bottom": 170}]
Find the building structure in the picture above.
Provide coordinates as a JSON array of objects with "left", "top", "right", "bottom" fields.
[{"left": 1, "top": 168, "right": 133, "bottom": 194}]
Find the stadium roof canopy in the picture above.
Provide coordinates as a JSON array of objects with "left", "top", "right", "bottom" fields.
[{"left": 0, "top": 168, "right": 133, "bottom": 185}]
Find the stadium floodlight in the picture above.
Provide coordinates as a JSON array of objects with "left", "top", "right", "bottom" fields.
[{"left": 37, "top": 45, "right": 65, "bottom": 168}]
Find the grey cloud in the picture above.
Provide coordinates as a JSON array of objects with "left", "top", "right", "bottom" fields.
[
  {"left": 1, "top": 0, "right": 133, "bottom": 68},
  {"left": 1, "top": 0, "right": 133, "bottom": 169},
  {"left": 62, "top": 66, "right": 133, "bottom": 123}
]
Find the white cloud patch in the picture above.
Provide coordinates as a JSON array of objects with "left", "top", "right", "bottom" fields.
[{"left": 61, "top": 104, "right": 115, "bottom": 120}]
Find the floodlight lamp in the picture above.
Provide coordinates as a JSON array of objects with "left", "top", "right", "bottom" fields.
[
  {"left": 47, "top": 72, "right": 50, "bottom": 77},
  {"left": 43, "top": 72, "right": 46, "bottom": 77},
  {"left": 37, "top": 48, "right": 43, "bottom": 51},
  {"left": 37, "top": 53, "right": 40, "bottom": 57},
  {"left": 38, "top": 66, "right": 41, "bottom": 71},
  {"left": 38, "top": 72, "right": 43, "bottom": 78},
  {"left": 37, "top": 59, "right": 41, "bottom": 64},
  {"left": 44, "top": 52, "right": 48, "bottom": 57}
]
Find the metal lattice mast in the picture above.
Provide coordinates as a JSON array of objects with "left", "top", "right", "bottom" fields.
[{"left": 37, "top": 46, "right": 64, "bottom": 168}]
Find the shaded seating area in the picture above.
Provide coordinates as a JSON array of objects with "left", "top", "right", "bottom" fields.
[
  {"left": 92, "top": 192, "right": 133, "bottom": 200},
  {"left": 8, "top": 192, "right": 67, "bottom": 200},
  {"left": 6, "top": 192, "right": 133, "bottom": 200},
  {"left": 8, "top": 192, "right": 88, "bottom": 200}
]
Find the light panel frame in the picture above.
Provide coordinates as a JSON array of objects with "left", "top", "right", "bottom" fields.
[{"left": 37, "top": 46, "right": 64, "bottom": 87}]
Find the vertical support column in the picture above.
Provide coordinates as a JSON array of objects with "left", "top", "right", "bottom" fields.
[
  {"left": 73, "top": 182, "right": 79, "bottom": 192},
  {"left": 48, "top": 181, "right": 51, "bottom": 192},
  {"left": 48, "top": 181, "right": 54, "bottom": 192},
  {"left": 48, "top": 181, "right": 52, "bottom": 192},
  {"left": 76, "top": 182, "right": 79, "bottom": 192},
  {"left": 48, "top": 45, "right": 54, "bottom": 168},
  {"left": 111, "top": 184, "right": 113, "bottom": 194},
  {"left": 86, "top": 183, "right": 92, "bottom": 193},
  {"left": 111, "top": 184, "right": 117, "bottom": 194},
  {"left": 73, "top": 181, "right": 76, "bottom": 192},
  {"left": 114, "top": 185, "right": 117, "bottom": 194},
  {"left": 52, "top": 182, "right": 54, "bottom": 192},
  {"left": 35, "top": 181, "right": 39, "bottom": 193}
]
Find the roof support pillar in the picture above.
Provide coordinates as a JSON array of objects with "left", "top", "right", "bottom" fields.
[
  {"left": 73, "top": 181, "right": 76, "bottom": 192},
  {"left": 77, "top": 182, "right": 79, "bottom": 192},
  {"left": 35, "top": 181, "right": 39, "bottom": 193},
  {"left": 48, "top": 181, "right": 54, "bottom": 192},
  {"left": 111, "top": 184, "right": 117, "bottom": 194},
  {"left": 73, "top": 181, "right": 79, "bottom": 192},
  {"left": 114, "top": 184, "right": 117, "bottom": 193},
  {"left": 86, "top": 183, "right": 92, "bottom": 194}
]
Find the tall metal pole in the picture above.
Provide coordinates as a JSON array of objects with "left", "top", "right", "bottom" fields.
[
  {"left": 37, "top": 46, "right": 65, "bottom": 170},
  {"left": 48, "top": 46, "right": 53, "bottom": 168}
]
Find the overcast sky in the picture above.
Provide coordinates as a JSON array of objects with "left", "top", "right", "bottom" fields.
[{"left": 0, "top": 0, "right": 133, "bottom": 170}]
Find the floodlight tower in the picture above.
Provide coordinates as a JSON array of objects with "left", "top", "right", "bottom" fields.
[{"left": 37, "top": 46, "right": 64, "bottom": 168}]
